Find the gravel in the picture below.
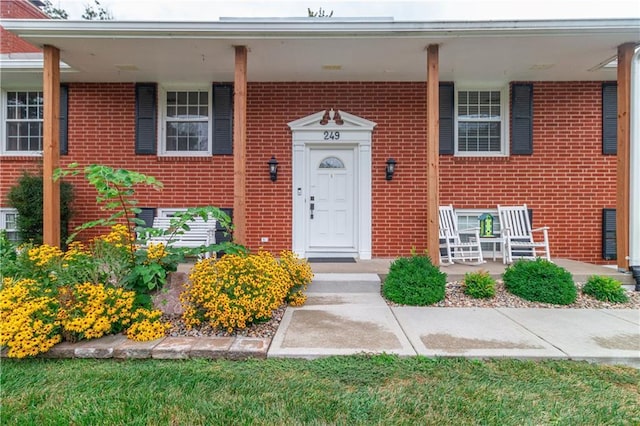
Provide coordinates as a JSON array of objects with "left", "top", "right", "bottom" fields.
[{"left": 166, "top": 281, "right": 639, "bottom": 338}]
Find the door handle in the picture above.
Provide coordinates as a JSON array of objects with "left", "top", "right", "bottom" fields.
[{"left": 310, "top": 196, "right": 315, "bottom": 219}]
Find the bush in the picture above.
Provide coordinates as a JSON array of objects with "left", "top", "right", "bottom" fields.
[
  {"left": 0, "top": 278, "right": 168, "bottom": 358},
  {"left": 7, "top": 171, "right": 74, "bottom": 247},
  {"left": 181, "top": 251, "right": 312, "bottom": 332},
  {"left": 463, "top": 271, "right": 496, "bottom": 299},
  {"left": 382, "top": 254, "right": 446, "bottom": 305},
  {"left": 503, "top": 258, "right": 577, "bottom": 305},
  {"left": 582, "top": 275, "right": 629, "bottom": 303}
]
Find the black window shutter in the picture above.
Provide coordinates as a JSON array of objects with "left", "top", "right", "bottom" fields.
[
  {"left": 137, "top": 207, "right": 156, "bottom": 228},
  {"left": 511, "top": 83, "right": 533, "bottom": 155},
  {"left": 135, "top": 83, "right": 157, "bottom": 155},
  {"left": 216, "top": 208, "right": 233, "bottom": 257},
  {"left": 602, "top": 83, "right": 617, "bottom": 155},
  {"left": 439, "top": 82, "right": 454, "bottom": 155},
  {"left": 602, "top": 208, "right": 616, "bottom": 260},
  {"left": 212, "top": 84, "right": 233, "bottom": 155},
  {"left": 59, "top": 84, "right": 69, "bottom": 155}
]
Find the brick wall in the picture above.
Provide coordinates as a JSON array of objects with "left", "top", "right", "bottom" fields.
[
  {"left": 0, "top": 81, "right": 616, "bottom": 263},
  {"left": 1, "top": 0, "right": 48, "bottom": 54}
]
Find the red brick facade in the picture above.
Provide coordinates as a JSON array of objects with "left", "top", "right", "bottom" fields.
[
  {"left": 0, "top": 0, "right": 47, "bottom": 54},
  {"left": 0, "top": 81, "right": 615, "bottom": 263}
]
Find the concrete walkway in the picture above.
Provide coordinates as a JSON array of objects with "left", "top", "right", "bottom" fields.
[{"left": 268, "top": 273, "right": 640, "bottom": 367}]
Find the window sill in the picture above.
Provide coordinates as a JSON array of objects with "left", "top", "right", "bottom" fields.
[
  {"left": 452, "top": 156, "right": 511, "bottom": 163},
  {"left": 156, "top": 156, "right": 215, "bottom": 163},
  {"left": 0, "top": 155, "right": 43, "bottom": 162}
]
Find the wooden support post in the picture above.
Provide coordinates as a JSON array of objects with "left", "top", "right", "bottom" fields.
[
  {"left": 616, "top": 42, "right": 634, "bottom": 271},
  {"left": 43, "top": 45, "right": 61, "bottom": 247},
  {"left": 233, "top": 46, "right": 248, "bottom": 246},
  {"left": 426, "top": 44, "right": 440, "bottom": 260}
]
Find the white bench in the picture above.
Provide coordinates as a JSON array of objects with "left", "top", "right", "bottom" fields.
[{"left": 145, "top": 217, "right": 216, "bottom": 258}]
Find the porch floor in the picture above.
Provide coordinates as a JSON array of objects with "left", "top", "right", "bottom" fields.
[{"left": 303, "top": 258, "right": 635, "bottom": 286}]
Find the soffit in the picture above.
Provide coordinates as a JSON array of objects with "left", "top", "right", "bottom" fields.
[{"left": 1, "top": 18, "right": 638, "bottom": 86}]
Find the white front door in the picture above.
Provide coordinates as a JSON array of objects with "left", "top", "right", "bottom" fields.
[{"left": 307, "top": 148, "right": 356, "bottom": 254}]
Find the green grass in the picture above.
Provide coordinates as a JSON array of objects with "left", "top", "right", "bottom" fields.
[{"left": 1, "top": 356, "right": 638, "bottom": 425}]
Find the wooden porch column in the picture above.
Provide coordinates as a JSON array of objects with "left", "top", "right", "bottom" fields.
[
  {"left": 233, "top": 46, "right": 248, "bottom": 246},
  {"left": 426, "top": 44, "right": 440, "bottom": 260},
  {"left": 616, "top": 43, "right": 634, "bottom": 271},
  {"left": 43, "top": 45, "right": 61, "bottom": 247}
]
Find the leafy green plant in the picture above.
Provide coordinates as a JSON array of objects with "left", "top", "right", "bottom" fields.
[
  {"left": 0, "top": 231, "right": 19, "bottom": 279},
  {"left": 463, "top": 271, "right": 496, "bottom": 299},
  {"left": 6, "top": 171, "right": 74, "bottom": 246},
  {"left": 503, "top": 258, "right": 577, "bottom": 305},
  {"left": 54, "top": 163, "right": 162, "bottom": 247},
  {"left": 582, "top": 275, "right": 629, "bottom": 303},
  {"left": 382, "top": 254, "right": 446, "bottom": 305}
]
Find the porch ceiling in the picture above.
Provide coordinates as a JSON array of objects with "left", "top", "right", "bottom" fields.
[{"left": 1, "top": 18, "right": 639, "bottom": 87}]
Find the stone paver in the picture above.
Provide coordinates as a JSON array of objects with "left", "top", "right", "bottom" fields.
[
  {"left": 228, "top": 337, "right": 270, "bottom": 359},
  {"left": 152, "top": 337, "right": 197, "bottom": 359},
  {"left": 114, "top": 337, "right": 165, "bottom": 359},
  {"left": 74, "top": 334, "right": 128, "bottom": 359},
  {"left": 190, "top": 337, "right": 235, "bottom": 358}
]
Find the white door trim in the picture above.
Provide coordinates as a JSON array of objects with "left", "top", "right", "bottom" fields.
[{"left": 289, "top": 109, "right": 376, "bottom": 260}]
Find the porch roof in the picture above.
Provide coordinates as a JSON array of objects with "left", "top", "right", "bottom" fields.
[{"left": 1, "top": 17, "right": 639, "bottom": 86}]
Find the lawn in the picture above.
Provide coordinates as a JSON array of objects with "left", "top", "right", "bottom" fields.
[{"left": 1, "top": 356, "right": 638, "bottom": 425}]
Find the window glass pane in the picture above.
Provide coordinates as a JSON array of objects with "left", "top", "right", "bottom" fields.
[
  {"left": 5, "top": 91, "right": 44, "bottom": 153},
  {"left": 163, "top": 90, "right": 210, "bottom": 153},
  {"left": 19, "top": 136, "right": 30, "bottom": 151},
  {"left": 188, "top": 92, "right": 199, "bottom": 104},
  {"left": 166, "top": 91, "right": 177, "bottom": 105},
  {"left": 457, "top": 89, "right": 502, "bottom": 154},
  {"left": 319, "top": 157, "right": 345, "bottom": 169},
  {"left": 6, "top": 137, "right": 18, "bottom": 151}
]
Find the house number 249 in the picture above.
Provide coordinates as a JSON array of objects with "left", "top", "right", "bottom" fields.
[{"left": 323, "top": 131, "right": 340, "bottom": 140}]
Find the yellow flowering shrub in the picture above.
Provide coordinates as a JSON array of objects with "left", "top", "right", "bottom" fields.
[
  {"left": 27, "top": 245, "right": 64, "bottom": 267},
  {"left": 125, "top": 308, "right": 170, "bottom": 341},
  {"left": 145, "top": 242, "right": 168, "bottom": 263},
  {"left": 0, "top": 278, "right": 169, "bottom": 358},
  {"left": 181, "top": 251, "right": 312, "bottom": 332},
  {"left": 0, "top": 278, "right": 62, "bottom": 359},
  {"left": 58, "top": 283, "right": 135, "bottom": 341},
  {"left": 279, "top": 250, "right": 313, "bottom": 306}
]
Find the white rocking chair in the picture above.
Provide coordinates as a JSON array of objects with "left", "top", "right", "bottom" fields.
[
  {"left": 438, "top": 205, "right": 485, "bottom": 265},
  {"left": 497, "top": 204, "right": 551, "bottom": 264}
]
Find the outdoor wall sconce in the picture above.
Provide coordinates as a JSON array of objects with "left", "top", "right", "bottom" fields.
[
  {"left": 268, "top": 156, "right": 279, "bottom": 182},
  {"left": 385, "top": 158, "right": 397, "bottom": 180}
]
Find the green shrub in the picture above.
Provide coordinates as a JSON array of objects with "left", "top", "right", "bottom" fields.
[
  {"left": 6, "top": 171, "right": 74, "bottom": 246},
  {"left": 463, "top": 271, "right": 496, "bottom": 299},
  {"left": 582, "top": 275, "right": 629, "bottom": 303},
  {"left": 503, "top": 258, "right": 577, "bottom": 305},
  {"left": 382, "top": 254, "right": 446, "bottom": 305}
]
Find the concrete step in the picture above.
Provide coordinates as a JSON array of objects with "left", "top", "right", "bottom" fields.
[{"left": 308, "top": 273, "right": 381, "bottom": 293}]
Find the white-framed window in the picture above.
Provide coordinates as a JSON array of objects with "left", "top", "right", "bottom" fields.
[
  {"left": 455, "top": 87, "right": 509, "bottom": 156},
  {"left": 157, "top": 208, "right": 188, "bottom": 218},
  {"left": 455, "top": 208, "right": 503, "bottom": 258},
  {"left": 1, "top": 90, "right": 44, "bottom": 156},
  {"left": 158, "top": 87, "right": 212, "bottom": 156},
  {"left": 0, "top": 208, "right": 20, "bottom": 242}
]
